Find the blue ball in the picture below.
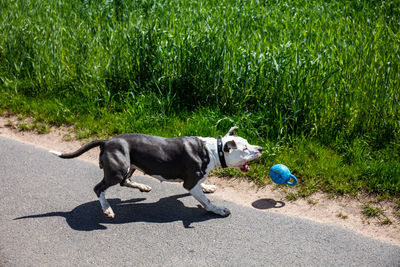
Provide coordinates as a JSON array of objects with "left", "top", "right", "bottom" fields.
[{"left": 269, "top": 164, "right": 298, "bottom": 186}]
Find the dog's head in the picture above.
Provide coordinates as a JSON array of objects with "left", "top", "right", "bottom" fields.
[{"left": 222, "top": 126, "right": 262, "bottom": 172}]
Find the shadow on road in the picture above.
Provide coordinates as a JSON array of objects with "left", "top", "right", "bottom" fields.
[
  {"left": 251, "top": 198, "right": 285, "bottom": 210},
  {"left": 15, "top": 193, "right": 224, "bottom": 230}
]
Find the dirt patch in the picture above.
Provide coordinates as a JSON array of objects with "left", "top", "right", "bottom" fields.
[{"left": 1, "top": 115, "right": 399, "bottom": 246}]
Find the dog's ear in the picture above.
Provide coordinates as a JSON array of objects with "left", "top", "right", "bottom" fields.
[
  {"left": 223, "top": 140, "right": 237, "bottom": 153},
  {"left": 225, "top": 126, "right": 238, "bottom": 137}
]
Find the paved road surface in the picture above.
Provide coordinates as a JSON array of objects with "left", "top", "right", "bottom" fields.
[{"left": 1, "top": 137, "right": 399, "bottom": 266}]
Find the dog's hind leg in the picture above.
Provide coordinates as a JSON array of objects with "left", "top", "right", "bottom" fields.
[
  {"left": 120, "top": 167, "right": 152, "bottom": 192},
  {"left": 200, "top": 183, "right": 216, "bottom": 193},
  {"left": 94, "top": 179, "right": 115, "bottom": 218},
  {"left": 122, "top": 180, "right": 152, "bottom": 192},
  {"left": 96, "top": 141, "right": 134, "bottom": 218}
]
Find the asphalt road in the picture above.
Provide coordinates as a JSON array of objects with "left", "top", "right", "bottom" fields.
[{"left": 1, "top": 137, "right": 399, "bottom": 266}]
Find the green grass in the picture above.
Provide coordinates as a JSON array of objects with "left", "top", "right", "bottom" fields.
[
  {"left": 1, "top": 0, "right": 399, "bottom": 198},
  {"left": 395, "top": 200, "right": 400, "bottom": 218},
  {"left": 380, "top": 217, "right": 392, "bottom": 225},
  {"left": 10, "top": 118, "right": 51, "bottom": 134},
  {"left": 285, "top": 192, "right": 299, "bottom": 201},
  {"left": 336, "top": 212, "right": 349, "bottom": 220},
  {"left": 307, "top": 199, "right": 318, "bottom": 205},
  {"left": 361, "top": 203, "right": 393, "bottom": 225},
  {"left": 362, "top": 204, "right": 384, "bottom": 218}
]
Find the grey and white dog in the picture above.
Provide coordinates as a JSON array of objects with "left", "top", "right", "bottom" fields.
[{"left": 50, "top": 126, "right": 262, "bottom": 218}]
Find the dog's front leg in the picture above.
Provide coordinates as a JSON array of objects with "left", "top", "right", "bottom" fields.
[{"left": 189, "top": 184, "right": 230, "bottom": 216}]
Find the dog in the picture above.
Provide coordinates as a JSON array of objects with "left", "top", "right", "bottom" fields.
[{"left": 50, "top": 126, "right": 262, "bottom": 218}]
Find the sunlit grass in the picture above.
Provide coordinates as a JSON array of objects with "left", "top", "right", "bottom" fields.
[{"left": 0, "top": 0, "right": 399, "bottom": 197}]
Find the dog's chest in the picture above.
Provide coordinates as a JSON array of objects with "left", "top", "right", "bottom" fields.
[{"left": 151, "top": 174, "right": 183, "bottom": 183}]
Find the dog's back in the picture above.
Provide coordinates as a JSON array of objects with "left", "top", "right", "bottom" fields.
[{"left": 109, "top": 134, "right": 210, "bottom": 184}]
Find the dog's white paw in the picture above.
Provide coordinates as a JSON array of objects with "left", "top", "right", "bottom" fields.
[
  {"left": 103, "top": 207, "right": 115, "bottom": 219},
  {"left": 138, "top": 184, "right": 152, "bottom": 192},
  {"left": 208, "top": 205, "right": 231, "bottom": 217},
  {"left": 123, "top": 180, "right": 152, "bottom": 192},
  {"left": 219, "top": 207, "right": 231, "bottom": 217},
  {"left": 201, "top": 183, "right": 217, "bottom": 194}
]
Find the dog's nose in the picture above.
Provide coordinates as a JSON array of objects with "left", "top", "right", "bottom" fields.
[{"left": 257, "top": 146, "right": 263, "bottom": 153}]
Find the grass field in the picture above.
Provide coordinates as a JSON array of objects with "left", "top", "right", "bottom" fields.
[{"left": 1, "top": 0, "right": 399, "bottom": 198}]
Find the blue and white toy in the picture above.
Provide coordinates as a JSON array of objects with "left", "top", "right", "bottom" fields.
[{"left": 269, "top": 164, "right": 298, "bottom": 186}]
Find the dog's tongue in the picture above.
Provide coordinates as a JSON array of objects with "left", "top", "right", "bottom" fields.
[{"left": 240, "top": 164, "right": 250, "bottom": 172}]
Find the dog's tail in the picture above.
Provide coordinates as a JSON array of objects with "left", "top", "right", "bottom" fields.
[{"left": 49, "top": 140, "right": 106, "bottom": 159}]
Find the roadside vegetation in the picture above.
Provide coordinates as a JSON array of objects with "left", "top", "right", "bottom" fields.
[{"left": 1, "top": 0, "right": 399, "bottom": 199}]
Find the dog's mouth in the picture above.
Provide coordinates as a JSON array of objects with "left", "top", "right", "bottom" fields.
[
  {"left": 239, "top": 164, "right": 250, "bottom": 173},
  {"left": 238, "top": 153, "right": 262, "bottom": 173}
]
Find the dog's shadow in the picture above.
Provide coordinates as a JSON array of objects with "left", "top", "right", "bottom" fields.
[{"left": 15, "top": 194, "right": 223, "bottom": 231}]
